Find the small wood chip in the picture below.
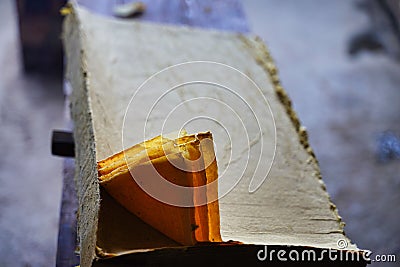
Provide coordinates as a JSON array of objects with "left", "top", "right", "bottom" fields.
[{"left": 113, "top": 2, "right": 146, "bottom": 18}]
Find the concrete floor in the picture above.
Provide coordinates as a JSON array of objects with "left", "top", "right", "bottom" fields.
[
  {"left": 0, "top": 1, "right": 64, "bottom": 266},
  {"left": 0, "top": 0, "right": 398, "bottom": 266}
]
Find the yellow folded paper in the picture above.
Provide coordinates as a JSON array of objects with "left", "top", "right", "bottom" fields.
[{"left": 97, "top": 132, "right": 222, "bottom": 245}]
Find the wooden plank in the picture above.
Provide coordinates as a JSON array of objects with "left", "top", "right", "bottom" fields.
[
  {"left": 93, "top": 245, "right": 367, "bottom": 267},
  {"left": 15, "top": 0, "right": 65, "bottom": 73},
  {"left": 56, "top": 1, "right": 249, "bottom": 266},
  {"left": 56, "top": 158, "right": 80, "bottom": 267}
]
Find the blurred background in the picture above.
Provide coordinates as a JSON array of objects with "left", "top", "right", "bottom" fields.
[
  {"left": 0, "top": 0, "right": 399, "bottom": 266},
  {"left": 244, "top": 1, "right": 400, "bottom": 267}
]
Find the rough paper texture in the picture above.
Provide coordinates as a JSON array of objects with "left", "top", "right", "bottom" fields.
[{"left": 63, "top": 6, "right": 359, "bottom": 267}]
